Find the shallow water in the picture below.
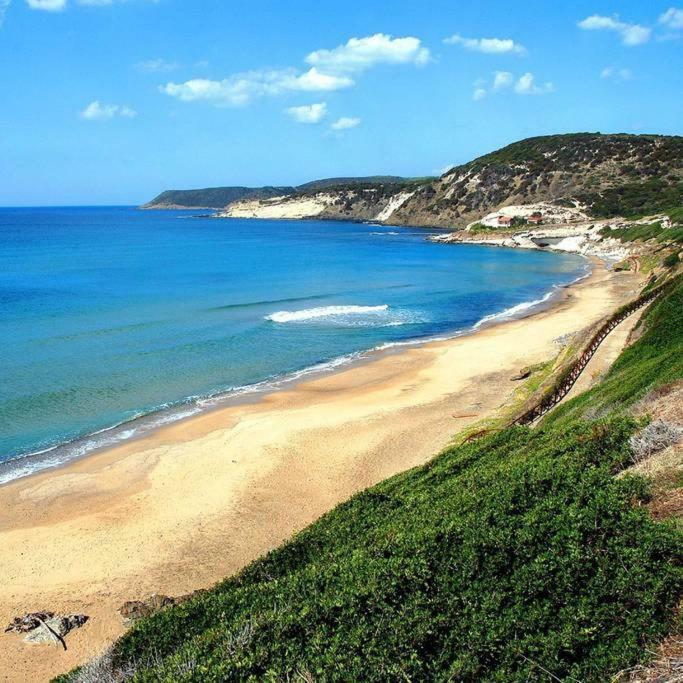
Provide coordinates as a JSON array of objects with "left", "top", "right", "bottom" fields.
[{"left": 0, "top": 207, "right": 587, "bottom": 481}]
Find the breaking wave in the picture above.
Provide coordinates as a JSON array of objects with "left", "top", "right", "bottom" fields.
[{"left": 266, "top": 305, "right": 389, "bottom": 323}]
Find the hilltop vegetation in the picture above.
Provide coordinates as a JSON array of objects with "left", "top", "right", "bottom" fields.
[
  {"left": 61, "top": 275, "right": 683, "bottom": 682},
  {"left": 295, "top": 176, "right": 425, "bottom": 192},
  {"left": 141, "top": 186, "right": 294, "bottom": 210}
]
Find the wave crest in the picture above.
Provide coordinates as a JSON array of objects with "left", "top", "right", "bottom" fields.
[
  {"left": 266, "top": 305, "right": 389, "bottom": 323},
  {"left": 473, "top": 291, "right": 554, "bottom": 329}
]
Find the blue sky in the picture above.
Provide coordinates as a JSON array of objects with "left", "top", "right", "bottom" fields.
[{"left": 1, "top": 0, "right": 682, "bottom": 205}]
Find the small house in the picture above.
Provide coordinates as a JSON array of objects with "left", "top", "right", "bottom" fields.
[
  {"left": 527, "top": 212, "right": 544, "bottom": 225},
  {"left": 498, "top": 215, "right": 513, "bottom": 227}
]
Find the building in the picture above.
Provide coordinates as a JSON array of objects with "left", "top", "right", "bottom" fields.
[
  {"left": 497, "top": 215, "right": 514, "bottom": 227},
  {"left": 527, "top": 212, "right": 543, "bottom": 225}
]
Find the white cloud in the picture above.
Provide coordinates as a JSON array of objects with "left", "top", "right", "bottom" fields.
[
  {"left": 444, "top": 33, "right": 526, "bottom": 55},
  {"left": 80, "top": 100, "right": 137, "bottom": 120},
  {"left": 330, "top": 116, "right": 360, "bottom": 130},
  {"left": 26, "top": 0, "right": 65, "bottom": 10},
  {"left": 474, "top": 71, "right": 554, "bottom": 99},
  {"left": 578, "top": 14, "right": 651, "bottom": 46},
  {"left": 305, "top": 33, "right": 430, "bottom": 73},
  {"left": 163, "top": 33, "right": 429, "bottom": 110},
  {"left": 600, "top": 66, "right": 632, "bottom": 81},
  {"left": 514, "top": 72, "right": 555, "bottom": 95},
  {"left": 26, "top": 0, "right": 156, "bottom": 10},
  {"left": 285, "top": 102, "right": 327, "bottom": 124},
  {"left": 492, "top": 71, "right": 513, "bottom": 91},
  {"left": 294, "top": 67, "right": 354, "bottom": 91},
  {"left": 0, "top": 0, "right": 10, "bottom": 26},
  {"left": 136, "top": 58, "right": 180, "bottom": 73},
  {"left": 660, "top": 7, "right": 683, "bottom": 29},
  {"left": 162, "top": 68, "right": 353, "bottom": 107}
]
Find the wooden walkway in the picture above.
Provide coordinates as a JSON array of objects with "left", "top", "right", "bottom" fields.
[{"left": 514, "top": 276, "right": 677, "bottom": 426}]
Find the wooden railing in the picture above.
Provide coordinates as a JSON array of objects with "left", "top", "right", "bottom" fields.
[{"left": 514, "top": 276, "right": 676, "bottom": 426}]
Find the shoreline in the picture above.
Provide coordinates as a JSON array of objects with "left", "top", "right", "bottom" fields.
[
  {"left": 0, "top": 259, "right": 590, "bottom": 488},
  {"left": 0, "top": 262, "right": 643, "bottom": 682}
]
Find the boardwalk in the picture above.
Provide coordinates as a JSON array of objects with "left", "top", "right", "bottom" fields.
[{"left": 515, "top": 277, "right": 677, "bottom": 426}]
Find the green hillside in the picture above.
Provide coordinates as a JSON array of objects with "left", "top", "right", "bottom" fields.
[
  {"left": 392, "top": 133, "right": 683, "bottom": 226},
  {"left": 60, "top": 274, "right": 683, "bottom": 682},
  {"left": 141, "top": 186, "right": 294, "bottom": 209}
]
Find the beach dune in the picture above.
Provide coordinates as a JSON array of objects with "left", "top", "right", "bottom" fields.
[{"left": 0, "top": 264, "right": 642, "bottom": 682}]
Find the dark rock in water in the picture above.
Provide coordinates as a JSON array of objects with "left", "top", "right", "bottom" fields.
[{"left": 118, "top": 594, "right": 175, "bottom": 624}]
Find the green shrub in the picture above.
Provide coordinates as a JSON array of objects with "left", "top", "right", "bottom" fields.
[
  {"left": 61, "top": 277, "right": 683, "bottom": 683},
  {"left": 663, "top": 251, "right": 680, "bottom": 268}
]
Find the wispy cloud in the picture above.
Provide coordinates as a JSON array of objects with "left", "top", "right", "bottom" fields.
[
  {"left": 163, "top": 33, "right": 430, "bottom": 108},
  {"left": 26, "top": 0, "right": 154, "bottom": 10},
  {"left": 492, "top": 71, "right": 514, "bottom": 91},
  {"left": 600, "top": 66, "right": 632, "bottom": 81},
  {"left": 578, "top": 14, "right": 651, "bottom": 46},
  {"left": 0, "top": 0, "right": 10, "bottom": 26},
  {"left": 473, "top": 71, "right": 554, "bottom": 99},
  {"left": 514, "top": 72, "right": 555, "bottom": 95},
  {"left": 80, "top": 100, "right": 137, "bottom": 121},
  {"left": 330, "top": 116, "right": 360, "bottom": 130},
  {"left": 444, "top": 33, "right": 526, "bottom": 55},
  {"left": 305, "top": 33, "right": 430, "bottom": 73},
  {"left": 660, "top": 7, "right": 683, "bottom": 29},
  {"left": 285, "top": 102, "right": 327, "bottom": 124},
  {"left": 136, "top": 58, "right": 180, "bottom": 73},
  {"left": 26, "top": 0, "right": 65, "bottom": 10},
  {"left": 162, "top": 68, "right": 352, "bottom": 107}
]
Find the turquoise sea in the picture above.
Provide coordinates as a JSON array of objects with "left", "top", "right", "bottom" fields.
[{"left": 0, "top": 207, "right": 587, "bottom": 482}]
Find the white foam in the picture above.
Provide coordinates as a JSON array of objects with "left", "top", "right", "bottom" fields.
[
  {"left": 473, "top": 291, "right": 555, "bottom": 329},
  {"left": 266, "top": 304, "right": 389, "bottom": 323}
]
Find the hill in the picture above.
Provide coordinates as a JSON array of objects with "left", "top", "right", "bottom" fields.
[
  {"left": 391, "top": 133, "right": 683, "bottom": 227},
  {"left": 194, "top": 133, "right": 683, "bottom": 225},
  {"left": 142, "top": 134, "right": 683, "bottom": 224},
  {"left": 60, "top": 271, "right": 683, "bottom": 682},
  {"left": 141, "top": 186, "right": 294, "bottom": 210},
  {"left": 141, "top": 177, "right": 424, "bottom": 210}
]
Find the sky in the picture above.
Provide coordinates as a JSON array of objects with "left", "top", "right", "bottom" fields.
[{"left": 1, "top": 0, "right": 682, "bottom": 206}]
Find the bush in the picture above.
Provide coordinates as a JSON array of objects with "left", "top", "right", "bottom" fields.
[
  {"left": 629, "top": 419, "right": 683, "bottom": 462},
  {"left": 663, "top": 251, "right": 680, "bottom": 268}
]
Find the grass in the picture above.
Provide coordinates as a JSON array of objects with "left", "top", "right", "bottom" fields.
[{"left": 58, "top": 277, "right": 683, "bottom": 683}]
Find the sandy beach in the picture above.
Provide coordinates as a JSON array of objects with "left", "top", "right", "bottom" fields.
[{"left": 0, "top": 263, "right": 643, "bottom": 682}]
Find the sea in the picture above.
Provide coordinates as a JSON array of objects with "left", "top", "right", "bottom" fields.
[{"left": 0, "top": 207, "right": 588, "bottom": 483}]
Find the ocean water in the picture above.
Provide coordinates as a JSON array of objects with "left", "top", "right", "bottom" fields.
[{"left": 0, "top": 207, "right": 587, "bottom": 482}]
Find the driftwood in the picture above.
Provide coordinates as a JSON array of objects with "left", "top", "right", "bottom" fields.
[
  {"left": 5, "top": 612, "right": 88, "bottom": 650},
  {"left": 4, "top": 612, "right": 54, "bottom": 633}
]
